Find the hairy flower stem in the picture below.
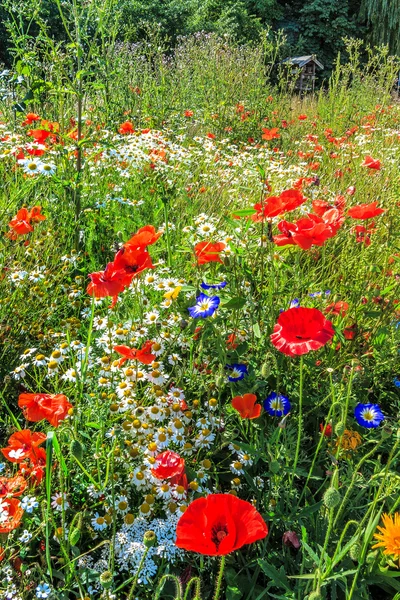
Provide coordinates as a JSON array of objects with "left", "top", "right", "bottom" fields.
[
  {"left": 183, "top": 577, "right": 202, "bottom": 600},
  {"left": 290, "top": 355, "right": 304, "bottom": 488},
  {"left": 213, "top": 555, "right": 226, "bottom": 600},
  {"left": 154, "top": 574, "right": 182, "bottom": 600},
  {"left": 163, "top": 199, "right": 172, "bottom": 268}
]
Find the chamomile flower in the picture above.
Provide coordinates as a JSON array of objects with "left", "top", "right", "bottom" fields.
[
  {"left": 91, "top": 513, "right": 108, "bottom": 531},
  {"left": 51, "top": 492, "right": 69, "bottom": 512}
]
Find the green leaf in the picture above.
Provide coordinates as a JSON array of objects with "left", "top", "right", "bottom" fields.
[
  {"left": 232, "top": 208, "right": 257, "bottom": 217},
  {"left": 253, "top": 322, "right": 262, "bottom": 338},
  {"left": 85, "top": 422, "right": 101, "bottom": 429},
  {"left": 258, "top": 560, "right": 291, "bottom": 592},
  {"left": 226, "top": 586, "right": 242, "bottom": 600},
  {"left": 221, "top": 296, "right": 246, "bottom": 309}
]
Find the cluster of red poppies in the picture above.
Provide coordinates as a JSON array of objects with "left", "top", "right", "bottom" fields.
[
  {"left": 87, "top": 225, "right": 161, "bottom": 306},
  {"left": 0, "top": 393, "right": 72, "bottom": 533},
  {"left": 7, "top": 206, "right": 46, "bottom": 240}
]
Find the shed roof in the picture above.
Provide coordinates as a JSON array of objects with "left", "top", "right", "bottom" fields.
[{"left": 282, "top": 55, "right": 324, "bottom": 69}]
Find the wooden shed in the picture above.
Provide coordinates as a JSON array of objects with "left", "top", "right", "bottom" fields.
[{"left": 281, "top": 55, "right": 324, "bottom": 93}]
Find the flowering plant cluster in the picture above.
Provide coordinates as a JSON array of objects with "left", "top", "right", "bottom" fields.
[{"left": 1, "top": 39, "right": 400, "bottom": 600}]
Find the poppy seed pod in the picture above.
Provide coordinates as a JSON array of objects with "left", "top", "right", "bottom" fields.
[
  {"left": 99, "top": 571, "right": 113, "bottom": 589},
  {"left": 143, "top": 530, "right": 157, "bottom": 548}
]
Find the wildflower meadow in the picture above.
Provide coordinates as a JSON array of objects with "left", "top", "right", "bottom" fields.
[{"left": 0, "top": 4, "right": 400, "bottom": 599}]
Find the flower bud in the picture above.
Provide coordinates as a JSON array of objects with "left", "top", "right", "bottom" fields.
[
  {"left": 349, "top": 542, "right": 361, "bottom": 561},
  {"left": 335, "top": 422, "right": 345, "bottom": 437},
  {"left": 70, "top": 440, "right": 84, "bottom": 462},
  {"left": 323, "top": 487, "right": 341, "bottom": 509}
]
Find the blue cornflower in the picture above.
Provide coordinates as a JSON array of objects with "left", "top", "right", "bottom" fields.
[
  {"left": 264, "top": 392, "right": 291, "bottom": 417},
  {"left": 354, "top": 403, "right": 384, "bottom": 428},
  {"left": 0, "top": 463, "right": 5, "bottom": 474},
  {"left": 188, "top": 293, "right": 220, "bottom": 319},
  {"left": 394, "top": 378, "right": 400, "bottom": 388},
  {"left": 200, "top": 281, "right": 227, "bottom": 290},
  {"left": 226, "top": 363, "right": 248, "bottom": 381},
  {"left": 289, "top": 298, "right": 300, "bottom": 308},
  {"left": 36, "top": 583, "right": 52, "bottom": 599}
]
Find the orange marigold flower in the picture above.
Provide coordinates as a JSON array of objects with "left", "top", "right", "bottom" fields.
[{"left": 372, "top": 513, "right": 400, "bottom": 563}]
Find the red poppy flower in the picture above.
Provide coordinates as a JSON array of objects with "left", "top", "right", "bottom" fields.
[
  {"left": 113, "top": 340, "right": 156, "bottom": 365},
  {"left": 176, "top": 494, "right": 268, "bottom": 556},
  {"left": 118, "top": 121, "right": 135, "bottom": 134},
  {"left": 362, "top": 155, "right": 381, "bottom": 170},
  {"left": 252, "top": 189, "right": 306, "bottom": 221},
  {"left": 19, "top": 448, "right": 46, "bottom": 485},
  {"left": 274, "top": 215, "right": 338, "bottom": 250},
  {"left": 194, "top": 241, "right": 226, "bottom": 265},
  {"left": 18, "top": 393, "right": 72, "bottom": 427},
  {"left": 184, "top": 110, "right": 194, "bottom": 117},
  {"left": 1, "top": 430, "right": 46, "bottom": 463},
  {"left": 319, "top": 423, "right": 332, "bottom": 437},
  {"left": 8, "top": 208, "right": 34, "bottom": 236},
  {"left": 124, "top": 225, "right": 162, "bottom": 249},
  {"left": 298, "top": 114, "right": 307, "bottom": 120},
  {"left": 21, "top": 113, "right": 40, "bottom": 126},
  {"left": 347, "top": 202, "right": 385, "bottom": 220},
  {"left": 262, "top": 128, "right": 280, "bottom": 141},
  {"left": 0, "top": 498, "right": 23, "bottom": 533},
  {"left": 28, "top": 206, "right": 46, "bottom": 223},
  {"left": 343, "top": 323, "right": 357, "bottom": 340},
  {"left": 87, "top": 261, "right": 133, "bottom": 298},
  {"left": 270, "top": 307, "right": 334, "bottom": 356},
  {"left": 151, "top": 450, "right": 185, "bottom": 482},
  {"left": 325, "top": 301, "right": 349, "bottom": 317},
  {"left": 282, "top": 530, "right": 300, "bottom": 549},
  {"left": 231, "top": 394, "right": 262, "bottom": 419},
  {"left": 27, "top": 129, "right": 55, "bottom": 144},
  {"left": 0, "top": 475, "right": 27, "bottom": 498},
  {"left": 113, "top": 247, "right": 154, "bottom": 275}
]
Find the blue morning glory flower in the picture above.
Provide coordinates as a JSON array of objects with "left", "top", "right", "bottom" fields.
[
  {"left": 188, "top": 293, "right": 220, "bottom": 319},
  {"left": 264, "top": 392, "right": 291, "bottom": 417},
  {"left": 354, "top": 403, "right": 384, "bottom": 428},
  {"left": 226, "top": 363, "right": 248, "bottom": 381},
  {"left": 200, "top": 281, "right": 227, "bottom": 290}
]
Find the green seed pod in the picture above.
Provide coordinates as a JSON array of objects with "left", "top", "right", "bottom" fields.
[
  {"left": 143, "top": 530, "right": 157, "bottom": 548},
  {"left": 70, "top": 439, "right": 84, "bottom": 461},
  {"left": 349, "top": 542, "right": 361, "bottom": 561},
  {"left": 323, "top": 487, "right": 341, "bottom": 509},
  {"left": 99, "top": 571, "right": 113, "bottom": 589},
  {"left": 335, "top": 422, "right": 345, "bottom": 437}
]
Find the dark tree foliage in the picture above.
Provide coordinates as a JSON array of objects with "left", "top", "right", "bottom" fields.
[{"left": 0, "top": 0, "right": 398, "bottom": 72}]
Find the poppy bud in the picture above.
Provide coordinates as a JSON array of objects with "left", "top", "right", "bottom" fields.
[
  {"left": 349, "top": 542, "right": 361, "bottom": 561},
  {"left": 335, "top": 422, "right": 345, "bottom": 436},
  {"left": 323, "top": 487, "right": 341, "bottom": 508},
  {"left": 261, "top": 362, "right": 270, "bottom": 378}
]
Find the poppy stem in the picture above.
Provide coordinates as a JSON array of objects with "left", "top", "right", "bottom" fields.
[
  {"left": 163, "top": 199, "right": 173, "bottom": 268},
  {"left": 290, "top": 355, "right": 304, "bottom": 488},
  {"left": 213, "top": 555, "right": 226, "bottom": 600}
]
